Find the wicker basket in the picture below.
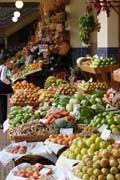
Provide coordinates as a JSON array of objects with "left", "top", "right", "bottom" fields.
[
  {"left": 50, "top": 12, "right": 67, "bottom": 23},
  {"left": 8, "top": 132, "right": 49, "bottom": 142},
  {"left": 77, "top": 123, "right": 88, "bottom": 130}
]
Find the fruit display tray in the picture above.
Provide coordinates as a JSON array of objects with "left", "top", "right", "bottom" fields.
[
  {"left": 78, "top": 64, "right": 119, "bottom": 74},
  {"left": 78, "top": 64, "right": 119, "bottom": 88},
  {"left": 13, "top": 155, "right": 55, "bottom": 166},
  {"left": 77, "top": 88, "right": 93, "bottom": 94},
  {"left": 77, "top": 87, "right": 106, "bottom": 94},
  {"left": 12, "top": 68, "right": 42, "bottom": 83},
  {"left": 24, "top": 68, "right": 42, "bottom": 77}
]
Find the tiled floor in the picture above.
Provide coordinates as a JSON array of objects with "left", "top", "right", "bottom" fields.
[{"left": 0, "top": 130, "right": 14, "bottom": 180}]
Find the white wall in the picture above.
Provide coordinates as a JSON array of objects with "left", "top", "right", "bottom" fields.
[
  {"left": 70, "top": 0, "right": 84, "bottom": 48},
  {"left": 108, "top": 10, "right": 119, "bottom": 47},
  {"left": 97, "top": 9, "right": 119, "bottom": 48}
]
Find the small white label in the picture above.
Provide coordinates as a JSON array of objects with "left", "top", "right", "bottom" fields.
[
  {"left": 98, "top": 124, "right": 108, "bottom": 133},
  {"left": 74, "top": 104, "right": 80, "bottom": 112},
  {"left": 110, "top": 134, "right": 120, "bottom": 143},
  {"left": 40, "top": 168, "right": 51, "bottom": 175},
  {"left": 60, "top": 128, "right": 73, "bottom": 135},
  {"left": 100, "top": 129, "right": 111, "bottom": 140}
]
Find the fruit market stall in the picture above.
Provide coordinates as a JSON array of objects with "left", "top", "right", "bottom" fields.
[
  {"left": 77, "top": 55, "right": 119, "bottom": 88},
  {"left": 3, "top": 73, "right": 120, "bottom": 180}
]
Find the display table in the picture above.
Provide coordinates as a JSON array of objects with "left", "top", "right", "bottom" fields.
[{"left": 78, "top": 64, "right": 119, "bottom": 88}]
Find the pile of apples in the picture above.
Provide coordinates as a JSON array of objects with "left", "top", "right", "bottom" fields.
[
  {"left": 89, "top": 57, "right": 116, "bottom": 68},
  {"left": 48, "top": 133, "right": 80, "bottom": 146},
  {"left": 63, "top": 134, "right": 114, "bottom": 161},
  {"left": 15, "top": 164, "right": 54, "bottom": 180},
  {"left": 77, "top": 81, "right": 106, "bottom": 91},
  {"left": 90, "top": 112, "right": 120, "bottom": 135},
  {"left": 73, "top": 148, "right": 120, "bottom": 180},
  {"left": 10, "top": 146, "right": 27, "bottom": 154},
  {"left": 55, "top": 83, "right": 76, "bottom": 96},
  {"left": 10, "top": 90, "right": 40, "bottom": 107}
]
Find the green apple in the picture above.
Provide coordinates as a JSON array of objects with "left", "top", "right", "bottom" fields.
[
  {"left": 99, "top": 141, "right": 109, "bottom": 149},
  {"left": 107, "top": 144, "right": 113, "bottom": 151},
  {"left": 68, "top": 152, "right": 76, "bottom": 159},
  {"left": 109, "top": 159, "right": 118, "bottom": 167},
  {"left": 72, "top": 138, "right": 79, "bottom": 145},
  {"left": 82, "top": 174, "right": 90, "bottom": 180},
  {"left": 101, "top": 167, "right": 109, "bottom": 175},
  {"left": 69, "top": 145, "right": 77, "bottom": 152},
  {"left": 77, "top": 139, "right": 86, "bottom": 148},
  {"left": 90, "top": 175, "right": 97, "bottom": 180},
  {"left": 107, "top": 118, "right": 114, "bottom": 125},
  {"left": 81, "top": 148, "right": 88, "bottom": 155},
  {"left": 87, "top": 148, "right": 95, "bottom": 155},
  {"left": 111, "top": 127, "right": 120, "bottom": 135},
  {"left": 82, "top": 166, "right": 88, "bottom": 173},
  {"left": 110, "top": 166, "right": 118, "bottom": 174},
  {"left": 93, "top": 168, "right": 101, "bottom": 176},
  {"left": 87, "top": 167, "right": 94, "bottom": 176},
  {"left": 114, "top": 117, "right": 120, "bottom": 124},
  {"left": 74, "top": 147, "right": 81, "bottom": 155},
  {"left": 93, "top": 160, "right": 100, "bottom": 169},
  {"left": 106, "top": 173, "right": 115, "bottom": 180},
  {"left": 95, "top": 137, "right": 102, "bottom": 145},
  {"left": 98, "top": 174, "right": 106, "bottom": 180},
  {"left": 90, "top": 144, "right": 96, "bottom": 151},
  {"left": 93, "top": 155, "right": 99, "bottom": 162},
  {"left": 76, "top": 154, "right": 82, "bottom": 160},
  {"left": 86, "top": 138, "right": 95, "bottom": 147}
]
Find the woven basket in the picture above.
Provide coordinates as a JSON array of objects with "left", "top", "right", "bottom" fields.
[
  {"left": 8, "top": 132, "right": 49, "bottom": 142},
  {"left": 50, "top": 12, "right": 67, "bottom": 23},
  {"left": 77, "top": 124, "right": 88, "bottom": 130}
]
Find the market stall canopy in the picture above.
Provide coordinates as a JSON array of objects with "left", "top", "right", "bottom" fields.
[{"left": 0, "top": 1, "right": 41, "bottom": 37}]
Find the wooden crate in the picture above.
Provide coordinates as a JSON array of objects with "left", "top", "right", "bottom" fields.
[
  {"left": 78, "top": 64, "right": 119, "bottom": 88},
  {"left": 78, "top": 64, "right": 119, "bottom": 74}
]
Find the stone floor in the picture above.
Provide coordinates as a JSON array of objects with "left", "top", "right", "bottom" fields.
[{"left": 0, "top": 130, "right": 14, "bottom": 180}]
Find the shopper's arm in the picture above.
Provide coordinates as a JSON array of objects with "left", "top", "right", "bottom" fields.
[{"left": 1, "top": 66, "right": 10, "bottom": 85}]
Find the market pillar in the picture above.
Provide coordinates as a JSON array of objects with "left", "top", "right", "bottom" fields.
[
  {"left": 97, "top": 10, "right": 119, "bottom": 62},
  {"left": 69, "top": 0, "right": 90, "bottom": 65}
]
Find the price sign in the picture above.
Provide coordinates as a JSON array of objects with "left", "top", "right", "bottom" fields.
[
  {"left": 60, "top": 128, "right": 73, "bottom": 135},
  {"left": 100, "top": 129, "right": 111, "bottom": 140}
]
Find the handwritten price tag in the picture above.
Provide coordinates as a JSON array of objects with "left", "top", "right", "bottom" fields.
[
  {"left": 60, "top": 128, "right": 73, "bottom": 135},
  {"left": 100, "top": 129, "right": 111, "bottom": 140}
]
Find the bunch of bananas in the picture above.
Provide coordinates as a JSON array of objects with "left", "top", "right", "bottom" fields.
[{"left": 79, "top": 14, "right": 96, "bottom": 45}]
